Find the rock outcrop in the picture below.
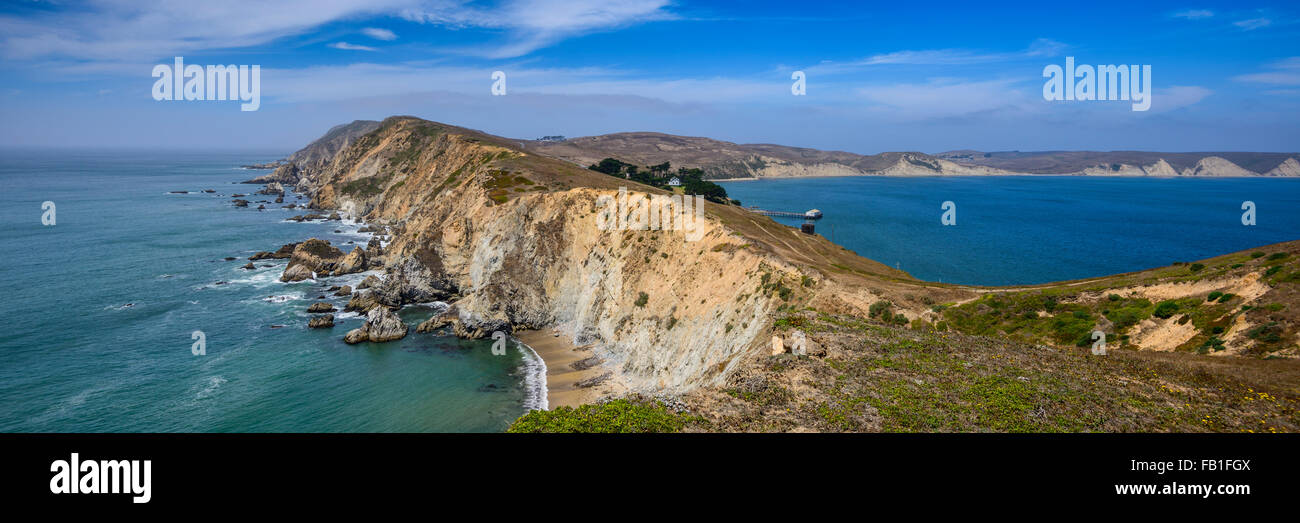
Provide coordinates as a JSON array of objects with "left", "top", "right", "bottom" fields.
[
  {"left": 332, "top": 247, "right": 366, "bottom": 276},
  {"left": 280, "top": 264, "right": 313, "bottom": 282},
  {"left": 307, "top": 302, "right": 336, "bottom": 313},
  {"left": 280, "top": 239, "right": 344, "bottom": 281},
  {"left": 308, "top": 314, "right": 334, "bottom": 328},
  {"left": 343, "top": 307, "right": 409, "bottom": 344}
]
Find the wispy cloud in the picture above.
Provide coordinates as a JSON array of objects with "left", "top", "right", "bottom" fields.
[
  {"left": 0, "top": 0, "right": 667, "bottom": 65},
  {"left": 853, "top": 78, "right": 1038, "bottom": 120},
  {"left": 1153, "top": 86, "right": 1212, "bottom": 112},
  {"left": 1171, "top": 9, "right": 1214, "bottom": 20},
  {"left": 1234, "top": 17, "right": 1273, "bottom": 30},
  {"left": 329, "top": 42, "right": 378, "bottom": 51},
  {"left": 807, "top": 39, "right": 1068, "bottom": 76},
  {"left": 1234, "top": 57, "right": 1300, "bottom": 85},
  {"left": 400, "top": 0, "right": 677, "bottom": 58},
  {"left": 362, "top": 27, "right": 398, "bottom": 41},
  {"left": 0, "top": 0, "right": 415, "bottom": 62}
]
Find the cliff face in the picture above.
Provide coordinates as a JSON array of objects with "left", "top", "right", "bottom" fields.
[{"left": 300, "top": 117, "right": 817, "bottom": 391}]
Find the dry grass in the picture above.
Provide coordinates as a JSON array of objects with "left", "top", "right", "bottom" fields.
[{"left": 682, "top": 311, "right": 1300, "bottom": 432}]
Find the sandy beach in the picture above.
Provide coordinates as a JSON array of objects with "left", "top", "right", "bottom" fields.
[{"left": 516, "top": 329, "right": 624, "bottom": 409}]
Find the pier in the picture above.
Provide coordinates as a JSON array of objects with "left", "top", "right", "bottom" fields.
[{"left": 745, "top": 207, "right": 823, "bottom": 220}]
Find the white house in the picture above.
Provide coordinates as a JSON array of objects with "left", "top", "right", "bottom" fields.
[{"left": 667, "top": 176, "right": 681, "bottom": 186}]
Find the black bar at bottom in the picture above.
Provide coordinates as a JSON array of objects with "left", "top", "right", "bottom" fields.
[{"left": 0, "top": 433, "right": 1291, "bottom": 511}]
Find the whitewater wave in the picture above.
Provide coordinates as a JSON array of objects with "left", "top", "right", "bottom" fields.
[
  {"left": 225, "top": 268, "right": 286, "bottom": 288},
  {"left": 514, "top": 338, "right": 549, "bottom": 412},
  {"left": 195, "top": 376, "right": 227, "bottom": 399}
]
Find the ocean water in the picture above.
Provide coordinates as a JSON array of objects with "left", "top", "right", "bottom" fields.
[
  {"left": 720, "top": 176, "right": 1300, "bottom": 286},
  {"left": 0, "top": 149, "right": 543, "bottom": 432}
]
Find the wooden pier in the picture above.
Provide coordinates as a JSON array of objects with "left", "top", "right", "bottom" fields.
[{"left": 745, "top": 207, "right": 823, "bottom": 220}]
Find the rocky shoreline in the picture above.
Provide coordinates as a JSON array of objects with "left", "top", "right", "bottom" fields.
[{"left": 233, "top": 175, "right": 489, "bottom": 352}]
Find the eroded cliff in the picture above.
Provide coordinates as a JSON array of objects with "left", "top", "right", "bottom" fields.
[{"left": 295, "top": 117, "right": 854, "bottom": 391}]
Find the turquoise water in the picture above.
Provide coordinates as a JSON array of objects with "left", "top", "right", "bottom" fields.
[
  {"left": 721, "top": 176, "right": 1300, "bottom": 286},
  {"left": 0, "top": 149, "right": 541, "bottom": 432}
]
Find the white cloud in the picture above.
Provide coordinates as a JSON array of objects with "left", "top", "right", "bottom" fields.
[
  {"left": 329, "top": 42, "right": 378, "bottom": 51},
  {"left": 1233, "top": 58, "right": 1300, "bottom": 85},
  {"left": 807, "top": 39, "right": 1067, "bottom": 76},
  {"left": 1172, "top": 9, "right": 1214, "bottom": 20},
  {"left": 1151, "top": 86, "right": 1212, "bottom": 112},
  {"left": 853, "top": 78, "right": 1038, "bottom": 120},
  {"left": 0, "top": 0, "right": 417, "bottom": 62},
  {"left": 1234, "top": 17, "right": 1273, "bottom": 30},
  {"left": 0, "top": 0, "right": 668, "bottom": 64},
  {"left": 362, "top": 27, "right": 398, "bottom": 40},
  {"left": 400, "top": 0, "right": 677, "bottom": 58}
]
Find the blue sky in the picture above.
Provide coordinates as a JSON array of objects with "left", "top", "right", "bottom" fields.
[{"left": 0, "top": 0, "right": 1297, "bottom": 153}]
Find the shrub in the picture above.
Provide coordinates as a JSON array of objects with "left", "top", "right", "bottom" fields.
[
  {"left": 634, "top": 292, "right": 649, "bottom": 307},
  {"left": 1207, "top": 291, "right": 1223, "bottom": 302},
  {"left": 1152, "top": 300, "right": 1180, "bottom": 319},
  {"left": 1190, "top": 263, "right": 1205, "bottom": 272},
  {"left": 1267, "top": 253, "right": 1289, "bottom": 261},
  {"left": 1104, "top": 306, "right": 1149, "bottom": 331},
  {"left": 1251, "top": 252, "right": 1266, "bottom": 259},
  {"left": 1246, "top": 322, "right": 1283, "bottom": 344},
  {"left": 1198, "top": 337, "right": 1226, "bottom": 354}
]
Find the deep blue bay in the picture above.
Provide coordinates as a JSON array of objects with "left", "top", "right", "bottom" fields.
[{"left": 720, "top": 176, "right": 1300, "bottom": 286}]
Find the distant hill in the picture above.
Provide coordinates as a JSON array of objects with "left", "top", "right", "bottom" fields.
[
  {"left": 521, "top": 132, "right": 1010, "bottom": 178},
  {"left": 522, "top": 132, "right": 1300, "bottom": 178},
  {"left": 288, "top": 119, "right": 382, "bottom": 170},
  {"left": 934, "top": 150, "right": 1300, "bottom": 177}
]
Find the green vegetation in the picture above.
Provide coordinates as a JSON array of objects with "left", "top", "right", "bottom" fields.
[
  {"left": 1152, "top": 300, "right": 1181, "bottom": 319},
  {"left": 588, "top": 157, "right": 731, "bottom": 204},
  {"left": 507, "top": 399, "right": 696, "bottom": 433},
  {"left": 339, "top": 174, "right": 391, "bottom": 198},
  {"left": 634, "top": 292, "right": 649, "bottom": 307}
]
